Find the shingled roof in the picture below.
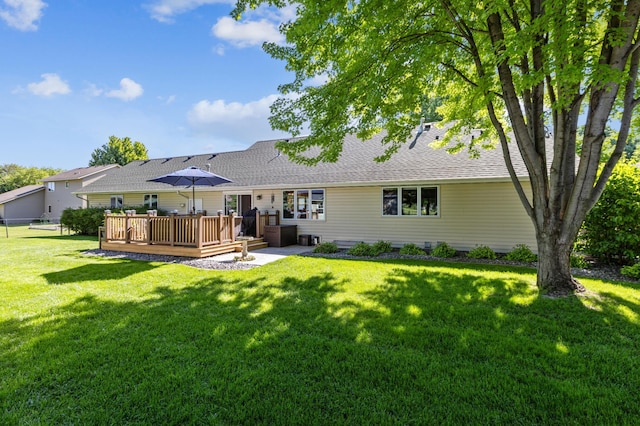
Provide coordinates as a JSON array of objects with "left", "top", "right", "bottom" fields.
[
  {"left": 41, "top": 165, "right": 120, "bottom": 182},
  {"left": 0, "top": 184, "right": 44, "bottom": 204},
  {"left": 79, "top": 124, "right": 531, "bottom": 195}
]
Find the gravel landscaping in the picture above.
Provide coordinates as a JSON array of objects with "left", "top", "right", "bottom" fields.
[
  {"left": 84, "top": 247, "right": 636, "bottom": 283},
  {"left": 83, "top": 249, "right": 259, "bottom": 270}
]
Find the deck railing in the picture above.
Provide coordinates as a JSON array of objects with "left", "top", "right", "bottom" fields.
[
  {"left": 255, "top": 210, "right": 280, "bottom": 237},
  {"left": 103, "top": 209, "right": 280, "bottom": 248},
  {"left": 103, "top": 210, "right": 243, "bottom": 248}
]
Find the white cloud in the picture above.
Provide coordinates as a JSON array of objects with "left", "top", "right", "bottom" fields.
[
  {"left": 212, "top": 43, "right": 225, "bottom": 56},
  {"left": 188, "top": 94, "right": 278, "bottom": 123},
  {"left": 145, "top": 0, "right": 228, "bottom": 23},
  {"left": 105, "top": 78, "right": 144, "bottom": 101},
  {"left": 212, "top": 15, "right": 283, "bottom": 47},
  {"left": 0, "top": 0, "right": 46, "bottom": 31},
  {"left": 83, "top": 83, "right": 103, "bottom": 97},
  {"left": 187, "top": 94, "right": 292, "bottom": 142},
  {"left": 308, "top": 73, "right": 329, "bottom": 87},
  {"left": 26, "top": 73, "right": 71, "bottom": 97},
  {"left": 157, "top": 94, "right": 176, "bottom": 105}
]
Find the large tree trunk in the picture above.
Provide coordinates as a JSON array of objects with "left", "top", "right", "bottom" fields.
[
  {"left": 535, "top": 228, "right": 585, "bottom": 296},
  {"left": 484, "top": 3, "right": 640, "bottom": 295}
]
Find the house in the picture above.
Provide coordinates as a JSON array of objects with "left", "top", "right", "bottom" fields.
[
  {"left": 41, "top": 165, "right": 120, "bottom": 219},
  {"left": 78, "top": 124, "right": 537, "bottom": 253},
  {"left": 0, "top": 184, "right": 45, "bottom": 224}
]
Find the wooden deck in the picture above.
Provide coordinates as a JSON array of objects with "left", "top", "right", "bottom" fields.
[{"left": 100, "top": 210, "right": 277, "bottom": 258}]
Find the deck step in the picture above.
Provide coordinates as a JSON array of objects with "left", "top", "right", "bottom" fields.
[
  {"left": 247, "top": 242, "right": 269, "bottom": 250},
  {"left": 236, "top": 237, "right": 269, "bottom": 251}
]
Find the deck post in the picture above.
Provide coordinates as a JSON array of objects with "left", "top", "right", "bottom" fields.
[
  {"left": 170, "top": 213, "right": 176, "bottom": 246},
  {"left": 125, "top": 210, "right": 135, "bottom": 243},
  {"left": 255, "top": 210, "right": 262, "bottom": 238},
  {"left": 104, "top": 210, "right": 111, "bottom": 241},
  {"left": 230, "top": 212, "right": 237, "bottom": 242},
  {"left": 218, "top": 210, "right": 225, "bottom": 243},
  {"left": 146, "top": 210, "right": 156, "bottom": 244},
  {"left": 196, "top": 214, "right": 203, "bottom": 248}
]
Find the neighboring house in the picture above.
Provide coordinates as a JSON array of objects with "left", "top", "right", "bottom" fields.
[
  {"left": 0, "top": 184, "right": 45, "bottom": 224},
  {"left": 41, "top": 165, "right": 120, "bottom": 219},
  {"left": 78, "top": 124, "right": 538, "bottom": 253}
]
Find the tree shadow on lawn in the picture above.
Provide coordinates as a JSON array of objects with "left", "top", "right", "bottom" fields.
[
  {"left": 2, "top": 261, "right": 639, "bottom": 424},
  {"left": 42, "top": 254, "right": 162, "bottom": 285},
  {"left": 22, "top": 234, "right": 98, "bottom": 242},
  {"left": 42, "top": 258, "right": 159, "bottom": 284}
]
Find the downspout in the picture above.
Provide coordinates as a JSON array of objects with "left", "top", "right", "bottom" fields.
[{"left": 75, "top": 194, "right": 90, "bottom": 207}]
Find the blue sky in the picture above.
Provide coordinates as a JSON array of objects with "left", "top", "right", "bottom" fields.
[{"left": 0, "top": 0, "right": 299, "bottom": 169}]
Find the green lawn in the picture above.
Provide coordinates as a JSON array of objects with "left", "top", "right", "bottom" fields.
[{"left": 1, "top": 226, "right": 639, "bottom": 424}]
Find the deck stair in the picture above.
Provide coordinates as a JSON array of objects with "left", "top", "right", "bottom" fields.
[{"left": 238, "top": 237, "right": 269, "bottom": 251}]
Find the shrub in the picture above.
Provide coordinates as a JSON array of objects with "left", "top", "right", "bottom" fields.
[
  {"left": 621, "top": 262, "right": 640, "bottom": 280},
  {"left": 347, "top": 242, "right": 377, "bottom": 257},
  {"left": 399, "top": 243, "right": 426, "bottom": 256},
  {"left": 467, "top": 245, "right": 497, "bottom": 260},
  {"left": 346, "top": 241, "right": 394, "bottom": 257},
  {"left": 570, "top": 252, "right": 589, "bottom": 269},
  {"left": 579, "top": 161, "right": 640, "bottom": 264},
  {"left": 371, "top": 240, "right": 393, "bottom": 255},
  {"left": 313, "top": 242, "right": 339, "bottom": 254},
  {"left": 432, "top": 242, "right": 457, "bottom": 258},
  {"left": 505, "top": 244, "right": 537, "bottom": 262},
  {"left": 61, "top": 207, "right": 106, "bottom": 236}
]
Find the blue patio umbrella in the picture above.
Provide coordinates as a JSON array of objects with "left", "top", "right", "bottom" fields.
[{"left": 148, "top": 166, "right": 232, "bottom": 214}]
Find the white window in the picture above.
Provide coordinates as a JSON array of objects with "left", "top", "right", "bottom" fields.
[
  {"left": 65, "top": 181, "right": 70, "bottom": 188},
  {"left": 382, "top": 186, "right": 439, "bottom": 217},
  {"left": 282, "top": 189, "right": 325, "bottom": 220},
  {"left": 110, "top": 195, "right": 123, "bottom": 209},
  {"left": 143, "top": 194, "right": 158, "bottom": 209},
  {"left": 47, "top": 182, "right": 55, "bottom": 192}
]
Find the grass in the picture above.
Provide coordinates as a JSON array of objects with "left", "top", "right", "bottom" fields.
[{"left": 1, "top": 226, "right": 639, "bottom": 424}]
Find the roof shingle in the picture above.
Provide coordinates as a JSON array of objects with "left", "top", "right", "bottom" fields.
[{"left": 79, "top": 125, "right": 532, "bottom": 194}]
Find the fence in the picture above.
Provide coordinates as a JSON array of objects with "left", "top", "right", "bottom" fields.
[{"left": 1, "top": 217, "right": 69, "bottom": 238}]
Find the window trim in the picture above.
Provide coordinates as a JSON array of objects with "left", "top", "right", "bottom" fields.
[
  {"left": 382, "top": 185, "right": 440, "bottom": 217},
  {"left": 282, "top": 188, "right": 326, "bottom": 221},
  {"left": 223, "top": 191, "right": 253, "bottom": 215},
  {"left": 110, "top": 195, "right": 124, "bottom": 209},
  {"left": 143, "top": 194, "right": 158, "bottom": 210}
]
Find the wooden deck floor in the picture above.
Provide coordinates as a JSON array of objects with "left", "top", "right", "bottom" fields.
[{"left": 100, "top": 238, "right": 268, "bottom": 258}]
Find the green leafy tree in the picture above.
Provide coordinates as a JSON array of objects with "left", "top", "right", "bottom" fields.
[
  {"left": 623, "top": 135, "right": 640, "bottom": 162},
  {"left": 579, "top": 161, "right": 640, "bottom": 264},
  {"left": 89, "top": 136, "right": 148, "bottom": 166},
  {"left": 0, "top": 164, "right": 62, "bottom": 193},
  {"left": 233, "top": 0, "right": 640, "bottom": 295}
]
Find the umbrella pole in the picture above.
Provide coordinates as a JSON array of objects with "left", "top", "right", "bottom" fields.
[{"left": 192, "top": 185, "right": 196, "bottom": 214}]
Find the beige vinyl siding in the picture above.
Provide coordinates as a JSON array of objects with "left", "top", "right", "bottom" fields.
[
  {"left": 86, "top": 181, "right": 535, "bottom": 253},
  {"left": 288, "top": 182, "right": 535, "bottom": 253},
  {"left": 87, "top": 194, "right": 111, "bottom": 207}
]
